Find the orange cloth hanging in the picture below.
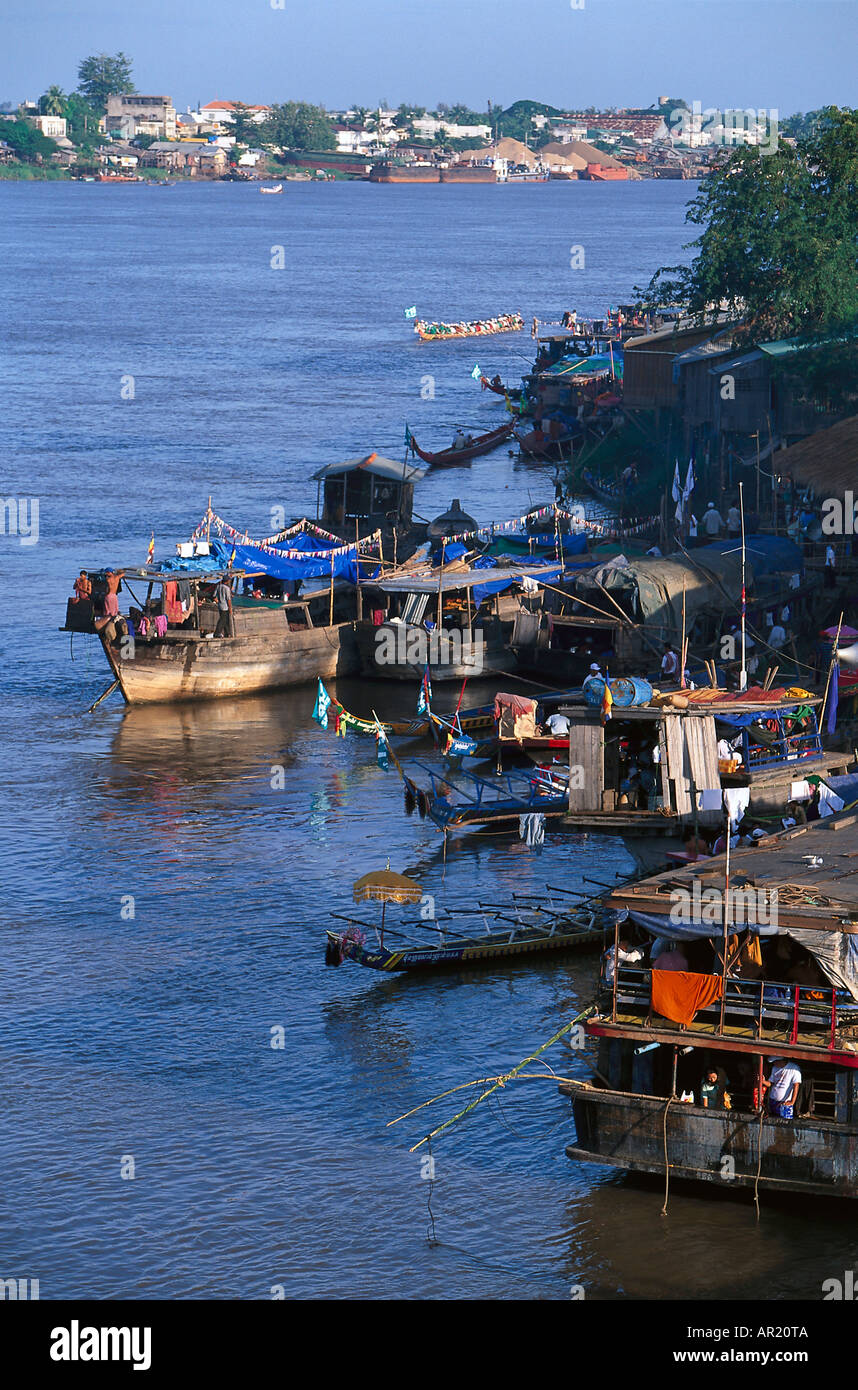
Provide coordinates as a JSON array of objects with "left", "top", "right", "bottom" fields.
[{"left": 651, "top": 970, "right": 724, "bottom": 1026}]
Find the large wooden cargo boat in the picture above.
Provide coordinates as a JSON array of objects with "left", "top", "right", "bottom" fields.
[{"left": 64, "top": 574, "right": 360, "bottom": 704}]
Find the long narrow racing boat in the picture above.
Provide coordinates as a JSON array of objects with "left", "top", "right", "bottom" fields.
[{"left": 414, "top": 313, "right": 524, "bottom": 341}]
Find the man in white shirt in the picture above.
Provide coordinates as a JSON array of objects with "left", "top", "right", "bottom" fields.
[
  {"left": 701, "top": 502, "right": 723, "bottom": 537},
  {"left": 769, "top": 623, "right": 788, "bottom": 651},
  {"left": 661, "top": 644, "right": 679, "bottom": 680},
  {"left": 763, "top": 1058, "right": 801, "bottom": 1118},
  {"left": 545, "top": 712, "right": 570, "bottom": 736},
  {"left": 726, "top": 502, "right": 741, "bottom": 536}
]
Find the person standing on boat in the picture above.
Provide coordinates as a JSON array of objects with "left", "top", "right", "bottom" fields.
[
  {"left": 214, "top": 575, "right": 233, "bottom": 638},
  {"left": 726, "top": 500, "right": 742, "bottom": 539},
  {"left": 763, "top": 1058, "right": 801, "bottom": 1118},
  {"left": 701, "top": 501, "right": 724, "bottom": 538},
  {"left": 660, "top": 644, "right": 679, "bottom": 680}
]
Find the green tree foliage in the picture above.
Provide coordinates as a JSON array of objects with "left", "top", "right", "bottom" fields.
[
  {"left": 638, "top": 107, "right": 858, "bottom": 344},
  {"left": 228, "top": 102, "right": 259, "bottom": 147},
  {"left": 77, "top": 52, "right": 135, "bottom": 112},
  {"left": 494, "top": 99, "right": 561, "bottom": 143},
  {"left": 261, "top": 102, "right": 336, "bottom": 151},
  {"left": 64, "top": 93, "right": 100, "bottom": 149},
  {"left": 0, "top": 118, "right": 58, "bottom": 162}
]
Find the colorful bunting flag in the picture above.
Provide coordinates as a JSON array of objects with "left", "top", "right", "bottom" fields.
[
  {"left": 416, "top": 666, "right": 433, "bottom": 716},
  {"left": 147, "top": 532, "right": 155, "bottom": 566},
  {"left": 312, "top": 679, "right": 332, "bottom": 730},
  {"left": 601, "top": 673, "right": 613, "bottom": 725}
]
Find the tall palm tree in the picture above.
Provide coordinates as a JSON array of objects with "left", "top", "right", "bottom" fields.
[{"left": 40, "top": 86, "right": 68, "bottom": 117}]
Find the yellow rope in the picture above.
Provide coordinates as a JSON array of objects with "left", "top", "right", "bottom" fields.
[
  {"left": 393, "top": 1005, "right": 596, "bottom": 1152},
  {"left": 660, "top": 1095, "right": 675, "bottom": 1216}
]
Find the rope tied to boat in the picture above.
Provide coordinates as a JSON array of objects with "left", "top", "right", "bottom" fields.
[
  {"left": 388, "top": 1003, "right": 597, "bottom": 1152},
  {"left": 660, "top": 1095, "right": 675, "bottom": 1216}
]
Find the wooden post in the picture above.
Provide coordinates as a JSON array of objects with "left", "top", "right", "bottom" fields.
[
  {"left": 329, "top": 550, "right": 335, "bottom": 627},
  {"left": 436, "top": 539, "right": 445, "bottom": 629},
  {"left": 680, "top": 578, "right": 687, "bottom": 688},
  {"left": 719, "top": 814, "right": 731, "bottom": 1035},
  {"left": 611, "top": 915, "right": 619, "bottom": 1022},
  {"left": 755, "top": 431, "right": 761, "bottom": 515},
  {"left": 822, "top": 611, "right": 844, "bottom": 720},
  {"left": 355, "top": 519, "right": 363, "bottom": 622}
]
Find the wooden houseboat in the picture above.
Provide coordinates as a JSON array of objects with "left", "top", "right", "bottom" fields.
[
  {"left": 62, "top": 517, "right": 380, "bottom": 704},
  {"left": 563, "top": 813, "right": 858, "bottom": 1199},
  {"left": 313, "top": 453, "right": 425, "bottom": 534},
  {"left": 355, "top": 559, "right": 562, "bottom": 682}
]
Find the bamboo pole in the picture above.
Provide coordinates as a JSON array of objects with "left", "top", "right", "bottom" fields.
[
  {"left": 396, "top": 1004, "right": 597, "bottom": 1151},
  {"left": 436, "top": 538, "right": 445, "bottom": 629},
  {"left": 329, "top": 549, "right": 335, "bottom": 627}
]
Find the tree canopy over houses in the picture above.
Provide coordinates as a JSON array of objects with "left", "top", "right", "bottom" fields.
[
  {"left": 77, "top": 52, "right": 135, "bottom": 113},
  {"left": 639, "top": 107, "right": 858, "bottom": 345}
]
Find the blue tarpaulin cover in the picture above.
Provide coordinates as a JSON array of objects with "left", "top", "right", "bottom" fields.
[
  {"left": 208, "top": 535, "right": 366, "bottom": 584},
  {"left": 699, "top": 535, "right": 804, "bottom": 577}
]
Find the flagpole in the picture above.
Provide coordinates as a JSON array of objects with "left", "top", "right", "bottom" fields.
[
  {"left": 822, "top": 611, "right": 844, "bottom": 729},
  {"left": 739, "top": 481, "right": 747, "bottom": 692}
]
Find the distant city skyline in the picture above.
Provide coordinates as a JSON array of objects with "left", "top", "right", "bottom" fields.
[{"left": 5, "top": 0, "right": 856, "bottom": 115}]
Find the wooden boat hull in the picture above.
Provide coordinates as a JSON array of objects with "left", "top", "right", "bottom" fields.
[
  {"left": 409, "top": 422, "right": 513, "bottom": 467},
  {"left": 326, "top": 924, "right": 602, "bottom": 972},
  {"left": 355, "top": 621, "right": 516, "bottom": 682},
  {"left": 564, "top": 1082, "right": 858, "bottom": 1197},
  {"left": 514, "top": 428, "right": 579, "bottom": 461},
  {"left": 99, "top": 625, "right": 360, "bottom": 704}
]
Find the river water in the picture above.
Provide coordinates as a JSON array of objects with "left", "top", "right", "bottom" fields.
[{"left": 0, "top": 179, "right": 845, "bottom": 1300}]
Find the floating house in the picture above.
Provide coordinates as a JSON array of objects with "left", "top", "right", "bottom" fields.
[
  {"left": 563, "top": 812, "right": 858, "bottom": 1198},
  {"left": 62, "top": 516, "right": 377, "bottom": 703}
]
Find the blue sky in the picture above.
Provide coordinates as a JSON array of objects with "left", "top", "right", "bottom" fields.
[{"left": 5, "top": 0, "right": 856, "bottom": 114}]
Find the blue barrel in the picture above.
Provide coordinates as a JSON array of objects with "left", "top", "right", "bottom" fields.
[
  {"left": 583, "top": 676, "right": 607, "bottom": 706},
  {"left": 610, "top": 676, "right": 653, "bottom": 707}
]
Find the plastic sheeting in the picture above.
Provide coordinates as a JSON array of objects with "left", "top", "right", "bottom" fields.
[
  {"left": 574, "top": 549, "right": 745, "bottom": 635},
  {"left": 699, "top": 535, "right": 804, "bottom": 578}
]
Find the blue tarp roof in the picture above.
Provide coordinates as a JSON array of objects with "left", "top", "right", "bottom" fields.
[
  {"left": 208, "top": 535, "right": 364, "bottom": 584},
  {"left": 698, "top": 535, "right": 804, "bottom": 577}
]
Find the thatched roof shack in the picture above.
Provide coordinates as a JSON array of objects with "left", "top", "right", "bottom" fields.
[{"left": 777, "top": 415, "right": 858, "bottom": 495}]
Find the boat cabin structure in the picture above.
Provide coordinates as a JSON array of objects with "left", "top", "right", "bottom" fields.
[
  {"left": 313, "top": 453, "right": 425, "bottom": 534},
  {"left": 356, "top": 559, "right": 563, "bottom": 681}
]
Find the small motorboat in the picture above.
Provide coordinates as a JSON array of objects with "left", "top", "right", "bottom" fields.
[{"left": 259, "top": 183, "right": 283, "bottom": 194}]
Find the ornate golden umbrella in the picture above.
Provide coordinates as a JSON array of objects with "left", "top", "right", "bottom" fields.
[{"left": 353, "top": 865, "right": 422, "bottom": 946}]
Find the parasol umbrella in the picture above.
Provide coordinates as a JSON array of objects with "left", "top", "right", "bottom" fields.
[{"left": 353, "top": 864, "right": 422, "bottom": 947}]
